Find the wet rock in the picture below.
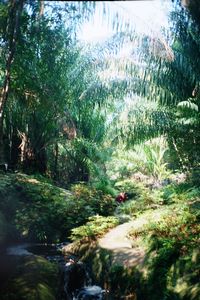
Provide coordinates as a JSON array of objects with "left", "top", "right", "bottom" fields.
[
  {"left": 63, "top": 258, "right": 89, "bottom": 299},
  {"left": 0, "top": 163, "right": 8, "bottom": 172},
  {"left": 6, "top": 243, "right": 33, "bottom": 256},
  {"left": 75, "top": 285, "right": 106, "bottom": 299}
]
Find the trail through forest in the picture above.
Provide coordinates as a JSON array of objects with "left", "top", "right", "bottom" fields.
[{"left": 98, "top": 208, "right": 167, "bottom": 268}]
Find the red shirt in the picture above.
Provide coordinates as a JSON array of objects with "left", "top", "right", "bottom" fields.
[{"left": 116, "top": 192, "right": 127, "bottom": 203}]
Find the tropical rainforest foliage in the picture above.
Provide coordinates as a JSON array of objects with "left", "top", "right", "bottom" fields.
[
  {"left": 0, "top": 1, "right": 200, "bottom": 300},
  {"left": 1, "top": 0, "right": 200, "bottom": 179}
]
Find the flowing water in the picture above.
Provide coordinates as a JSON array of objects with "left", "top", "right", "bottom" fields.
[{"left": 5, "top": 242, "right": 107, "bottom": 300}]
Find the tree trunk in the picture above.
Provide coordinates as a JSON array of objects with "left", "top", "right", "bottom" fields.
[
  {"left": 171, "top": 137, "right": 188, "bottom": 171},
  {"left": 35, "top": 147, "right": 47, "bottom": 174},
  {"left": 0, "top": 0, "right": 24, "bottom": 163},
  {"left": 54, "top": 142, "right": 59, "bottom": 179}
]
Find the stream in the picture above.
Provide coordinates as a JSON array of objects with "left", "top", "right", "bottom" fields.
[{"left": 5, "top": 242, "right": 107, "bottom": 300}]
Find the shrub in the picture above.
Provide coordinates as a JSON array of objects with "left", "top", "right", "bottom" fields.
[
  {"left": 12, "top": 176, "right": 116, "bottom": 243},
  {"left": 70, "top": 215, "right": 119, "bottom": 241},
  {"left": 0, "top": 256, "right": 59, "bottom": 300},
  {"left": 128, "top": 199, "right": 200, "bottom": 300},
  {"left": 93, "top": 181, "right": 118, "bottom": 197},
  {"left": 71, "top": 184, "right": 117, "bottom": 216}
]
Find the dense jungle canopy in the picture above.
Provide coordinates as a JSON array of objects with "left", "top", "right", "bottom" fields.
[
  {"left": 0, "top": 1, "right": 200, "bottom": 300},
  {"left": 0, "top": 0, "right": 199, "bottom": 179}
]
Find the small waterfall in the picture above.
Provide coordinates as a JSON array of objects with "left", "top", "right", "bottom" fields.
[
  {"left": 6, "top": 243, "right": 107, "bottom": 299},
  {"left": 63, "top": 257, "right": 107, "bottom": 300},
  {"left": 74, "top": 285, "right": 106, "bottom": 299}
]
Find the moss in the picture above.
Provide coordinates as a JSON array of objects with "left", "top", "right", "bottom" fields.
[
  {"left": 0, "top": 256, "right": 59, "bottom": 300},
  {"left": 0, "top": 174, "right": 22, "bottom": 244}
]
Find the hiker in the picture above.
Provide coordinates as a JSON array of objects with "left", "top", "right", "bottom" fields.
[{"left": 115, "top": 192, "right": 128, "bottom": 203}]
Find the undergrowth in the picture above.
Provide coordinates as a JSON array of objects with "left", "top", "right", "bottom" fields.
[
  {"left": 0, "top": 173, "right": 116, "bottom": 243},
  {"left": 70, "top": 215, "right": 119, "bottom": 241},
  {"left": 128, "top": 184, "right": 200, "bottom": 300}
]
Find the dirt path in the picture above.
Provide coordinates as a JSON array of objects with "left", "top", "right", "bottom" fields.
[{"left": 98, "top": 208, "right": 166, "bottom": 268}]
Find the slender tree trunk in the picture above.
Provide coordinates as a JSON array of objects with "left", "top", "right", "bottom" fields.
[
  {"left": 0, "top": 0, "right": 24, "bottom": 163},
  {"left": 39, "top": 0, "right": 44, "bottom": 17},
  {"left": 172, "top": 137, "right": 188, "bottom": 171},
  {"left": 18, "top": 131, "right": 28, "bottom": 163},
  {"left": 54, "top": 142, "right": 59, "bottom": 179},
  {"left": 36, "top": 147, "right": 47, "bottom": 174}
]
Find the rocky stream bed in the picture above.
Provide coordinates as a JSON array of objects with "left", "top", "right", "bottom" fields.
[{"left": 1, "top": 242, "right": 107, "bottom": 300}]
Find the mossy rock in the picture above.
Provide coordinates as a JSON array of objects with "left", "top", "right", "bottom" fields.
[{"left": 0, "top": 255, "right": 59, "bottom": 300}]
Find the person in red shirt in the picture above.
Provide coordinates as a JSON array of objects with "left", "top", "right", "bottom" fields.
[{"left": 115, "top": 192, "right": 128, "bottom": 203}]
